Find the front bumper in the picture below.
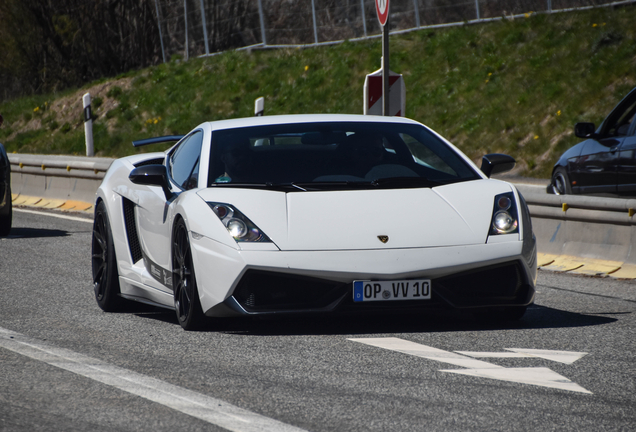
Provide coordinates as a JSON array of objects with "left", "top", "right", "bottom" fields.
[
  {"left": 209, "top": 260, "right": 534, "bottom": 317},
  {"left": 191, "top": 236, "right": 537, "bottom": 317}
]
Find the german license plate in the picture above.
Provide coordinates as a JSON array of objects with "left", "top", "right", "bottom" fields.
[{"left": 353, "top": 279, "right": 431, "bottom": 302}]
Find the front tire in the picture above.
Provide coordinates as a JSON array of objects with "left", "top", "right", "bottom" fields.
[
  {"left": 92, "top": 201, "right": 125, "bottom": 311},
  {"left": 552, "top": 168, "right": 572, "bottom": 195},
  {"left": 172, "top": 219, "right": 206, "bottom": 330}
]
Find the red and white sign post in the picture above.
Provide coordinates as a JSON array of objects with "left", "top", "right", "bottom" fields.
[
  {"left": 377, "top": 0, "right": 391, "bottom": 116},
  {"left": 375, "top": 0, "right": 390, "bottom": 26},
  {"left": 364, "top": 68, "right": 405, "bottom": 116},
  {"left": 364, "top": 0, "right": 404, "bottom": 116}
]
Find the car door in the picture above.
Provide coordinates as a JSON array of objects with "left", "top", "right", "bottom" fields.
[
  {"left": 614, "top": 98, "right": 636, "bottom": 194},
  {"left": 135, "top": 130, "right": 203, "bottom": 291},
  {"left": 575, "top": 138, "right": 622, "bottom": 194}
]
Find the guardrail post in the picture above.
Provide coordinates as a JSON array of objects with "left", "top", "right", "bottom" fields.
[
  {"left": 83, "top": 93, "right": 94, "bottom": 157},
  {"left": 255, "top": 97, "right": 264, "bottom": 116}
]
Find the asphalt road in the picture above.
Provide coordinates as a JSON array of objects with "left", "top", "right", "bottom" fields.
[{"left": 1, "top": 208, "right": 635, "bottom": 432}]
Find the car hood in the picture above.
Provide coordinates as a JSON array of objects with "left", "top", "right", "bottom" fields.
[{"left": 197, "top": 180, "right": 513, "bottom": 251}]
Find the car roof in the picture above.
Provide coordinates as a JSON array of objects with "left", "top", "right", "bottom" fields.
[{"left": 201, "top": 114, "right": 423, "bottom": 132}]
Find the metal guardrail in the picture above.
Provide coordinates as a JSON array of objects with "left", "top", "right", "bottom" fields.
[
  {"left": 525, "top": 193, "right": 636, "bottom": 226},
  {"left": 8, "top": 153, "right": 636, "bottom": 224},
  {"left": 8, "top": 154, "right": 114, "bottom": 181},
  {"left": 7, "top": 153, "right": 636, "bottom": 277}
]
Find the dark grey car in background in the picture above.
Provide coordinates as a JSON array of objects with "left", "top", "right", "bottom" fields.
[{"left": 549, "top": 87, "right": 636, "bottom": 196}]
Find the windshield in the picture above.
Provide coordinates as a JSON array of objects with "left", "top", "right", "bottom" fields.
[{"left": 208, "top": 122, "right": 480, "bottom": 189}]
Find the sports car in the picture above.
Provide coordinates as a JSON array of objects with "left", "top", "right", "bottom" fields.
[{"left": 92, "top": 114, "right": 536, "bottom": 330}]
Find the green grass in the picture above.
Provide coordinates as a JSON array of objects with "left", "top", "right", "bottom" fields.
[{"left": 0, "top": 6, "right": 635, "bottom": 178}]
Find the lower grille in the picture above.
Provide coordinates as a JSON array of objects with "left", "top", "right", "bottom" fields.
[
  {"left": 433, "top": 261, "right": 531, "bottom": 307},
  {"left": 232, "top": 270, "right": 348, "bottom": 312}
]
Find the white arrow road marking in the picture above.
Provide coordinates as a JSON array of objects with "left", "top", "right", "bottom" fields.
[
  {"left": 349, "top": 337, "right": 504, "bottom": 369},
  {"left": 456, "top": 351, "right": 529, "bottom": 358},
  {"left": 441, "top": 367, "right": 592, "bottom": 394},
  {"left": 349, "top": 337, "right": 592, "bottom": 394},
  {"left": 505, "top": 348, "right": 588, "bottom": 365},
  {"left": 0, "top": 327, "right": 308, "bottom": 432},
  {"left": 456, "top": 349, "right": 587, "bottom": 365}
]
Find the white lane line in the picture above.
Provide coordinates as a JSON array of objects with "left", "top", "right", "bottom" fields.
[
  {"left": 348, "top": 337, "right": 504, "bottom": 369},
  {"left": 14, "top": 208, "right": 93, "bottom": 223},
  {"left": 0, "top": 327, "right": 307, "bottom": 432}
]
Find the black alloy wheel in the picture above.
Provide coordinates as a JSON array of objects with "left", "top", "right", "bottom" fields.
[
  {"left": 552, "top": 168, "right": 572, "bottom": 195},
  {"left": 172, "top": 219, "right": 205, "bottom": 330},
  {"left": 92, "top": 201, "right": 124, "bottom": 311}
]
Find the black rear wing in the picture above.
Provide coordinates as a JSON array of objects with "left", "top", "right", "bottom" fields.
[{"left": 132, "top": 135, "right": 184, "bottom": 147}]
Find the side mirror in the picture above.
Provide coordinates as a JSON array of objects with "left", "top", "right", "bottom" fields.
[
  {"left": 480, "top": 154, "right": 516, "bottom": 178},
  {"left": 129, "top": 164, "right": 173, "bottom": 200},
  {"left": 574, "top": 122, "right": 597, "bottom": 138}
]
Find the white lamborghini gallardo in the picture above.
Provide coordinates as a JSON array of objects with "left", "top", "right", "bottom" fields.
[{"left": 92, "top": 114, "right": 536, "bottom": 330}]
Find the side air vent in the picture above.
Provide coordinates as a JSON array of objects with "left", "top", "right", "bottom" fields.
[
  {"left": 122, "top": 197, "right": 142, "bottom": 263},
  {"left": 134, "top": 157, "right": 164, "bottom": 167}
]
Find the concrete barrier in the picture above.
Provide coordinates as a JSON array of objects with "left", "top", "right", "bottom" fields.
[
  {"left": 7, "top": 154, "right": 636, "bottom": 279},
  {"left": 522, "top": 192, "right": 636, "bottom": 279}
]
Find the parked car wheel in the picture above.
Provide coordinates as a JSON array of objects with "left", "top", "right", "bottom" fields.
[{"left": 552, "top": 168, "right": 572, "bottom": 195}]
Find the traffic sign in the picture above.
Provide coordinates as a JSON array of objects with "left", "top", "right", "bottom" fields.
[
  {"left": 363, "top": 68, "right": 405, "bottom": 117},
  {"left": 375, "top": 0, "right": 390, "bottom": 26}
]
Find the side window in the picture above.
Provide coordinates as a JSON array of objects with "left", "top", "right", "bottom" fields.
[
  {"left": 170, "top": 131, "right": 203, "bottom": 190},
  {"left": 607, "top": 99, "right": 636, "bottom": 137}
]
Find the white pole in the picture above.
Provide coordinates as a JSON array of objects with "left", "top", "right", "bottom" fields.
[
  {"left": 199, "top": 0, "right": 210, "bottom": 55},
  {"left": 257, "top": 0, "right": 267, "bottom": 45},
  {"left": 255, "top": 97, "right": 264, "bottom": 116},
  {"left": 360, "top": 0, "right": 367, "bottom": 38},
  {"left": 413, "top": 0, "right": 420, "bottom": 27},
  {"left": 154, "top": 0, "right": 166, "bottom": 63},
  {"left": 184, "top": 0, "right": 189, "bottom": 61},
  {"left": 311, "top": 0, "right": 318, "bottom": 44},
  {"left": 83, "top": 93, "right": 94, "bottom": 157}
]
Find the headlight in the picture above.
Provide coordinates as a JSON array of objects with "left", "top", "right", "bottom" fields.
[
  {"left": 208, "top": 202, "right": 271, "bottom": 242},
  {"left": 490, "top": 192, "right": 519, "bottom": 235}
]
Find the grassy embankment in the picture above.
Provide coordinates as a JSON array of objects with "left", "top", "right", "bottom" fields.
[{"left": 0, "top": 6, "right": 634, "bottom": 179}]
